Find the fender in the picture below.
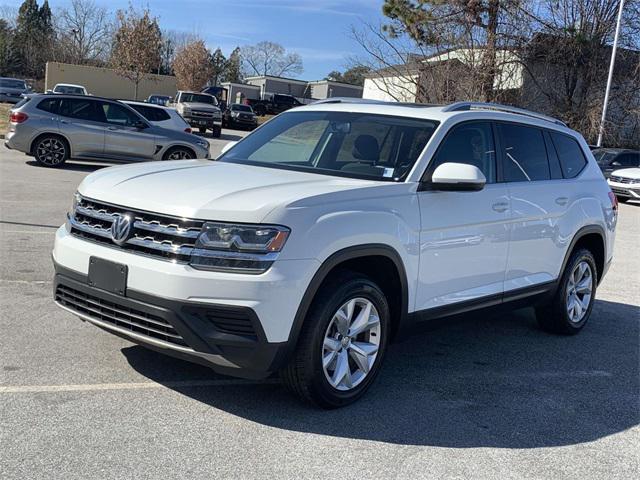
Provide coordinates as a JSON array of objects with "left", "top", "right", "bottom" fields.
[
  {"left": 559, "top": 224, "right": 607, "bottom": 285},
  {"left": 284, "top": 244, "right": 409, "bottom": 355}
]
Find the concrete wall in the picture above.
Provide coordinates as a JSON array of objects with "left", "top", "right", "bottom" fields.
[
  {"left": 310, "top": 81, "right": 363, "bottom": 99},
  {"left": 45, "top": 62, "right": 177, "bottom": 101},
  {"left": 363, "top": 75, "right": 418, "bottom": 102}
]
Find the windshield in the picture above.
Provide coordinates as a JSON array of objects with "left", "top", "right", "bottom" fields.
[
  {"left": 231, "top": 104, "right": 252, "bottom": 112},
  {"left": 55, "top": 85, "right": 84, "bottom": 94},
  {"left": 592, "top": 149, "right": 617, "bottom": 165},
  {"left": 219, "top": 111, "right": 439, "bottom": 181},
  {"left": 182, "top": 93, "right": 217, "bottom": 105},
  {"left": 1, "top": 79, "right": 27, "bottom": 89}
]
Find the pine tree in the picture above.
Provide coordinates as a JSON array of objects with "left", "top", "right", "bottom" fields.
[
  {"left": 210, "top": 48, "right": 226, "bottom": 86},
  {"left": 225, "top": 47, "right": 242, "bottom": 83}
]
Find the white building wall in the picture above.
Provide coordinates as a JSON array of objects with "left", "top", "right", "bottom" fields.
[{"left": 363, "top": 75, "right": 418, "bottom": 102}]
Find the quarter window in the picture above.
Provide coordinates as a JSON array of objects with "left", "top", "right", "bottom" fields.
[
  {"left": 429, "top": 121, "right": 496, "bottom": 183},
  {"left": 549, "top": 132, "right": 587, "bottom": 179},
  {"left": 37, "top": 98, "right": 59, "bottom": 114},
  {"left": 498, "top": 123, "right": 550, "bottom": 182},
  {"left": 128, "top": 104, "right": 170, "bottom": 122}
]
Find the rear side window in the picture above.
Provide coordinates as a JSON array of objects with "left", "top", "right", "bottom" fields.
[
  {"left": 614, "top": 152, "right": 640, "bottom": 167},
  {"left": 550, "top": 132, "right": 587, "bottom": 179},
  {"left": 498, "top": 123, "right": 550, "bottom": 182},
  {"left": 59, "top": 98, "right": 105, "bottom": 122},
  {"left": 129, "top": 104, "right": 170, "bottom": 122},
  {"left": 428, "top": 121, "right": 497, "bottom": 183},
  {"left": 37, "top": 98, "right": 58, "bottom": 113}
]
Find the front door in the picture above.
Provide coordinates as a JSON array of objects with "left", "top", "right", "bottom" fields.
[
  {"left": 100, "top": 101, "right": 156, "bottom": 160},
  {"left": 416, "top": 121, "right": 510, "bottom": 312}
]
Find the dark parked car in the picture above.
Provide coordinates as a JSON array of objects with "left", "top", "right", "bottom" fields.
[
  {"left": 222, "top": 103, "right": 258, "bottom": 130},
  {"left": 592, "top": 148, "right": 640, "bottom": 178},
  {"left": 246, "top": 94, "right": 303, "bottom": 116},
  {"left": 0, "top": 77, "right": 31, "bottom": 103}
]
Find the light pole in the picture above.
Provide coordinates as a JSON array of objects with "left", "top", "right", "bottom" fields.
[{"left": 596, "top": 0, "right": 625, "bottom": 147}]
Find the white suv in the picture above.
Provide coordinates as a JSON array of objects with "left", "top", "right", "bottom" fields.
[{"left": 52, "top": 100, "right": 618, "bottom": 408}]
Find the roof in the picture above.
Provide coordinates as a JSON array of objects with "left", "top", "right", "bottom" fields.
[
  {"left": 244, "top": 75, "right": 308, "bottom": 85},
  {"left": 53, "top": 83, "right": 86, "bottom": 88},
  {"left": 307, "top": 79, "right": 364, "bottom": 89},
  {"left": 120, "top": 99, "right": 175, "bottom": 110}
]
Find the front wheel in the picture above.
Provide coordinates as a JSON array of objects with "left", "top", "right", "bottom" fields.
[
  {"left": 33, "top": 135, "right": 68, "bottom": 167},
  {"left": 213, "top": 126, "right": 222, "bottom": 138},
  {"left": 163, "top": 147, "right": 195, "bottom": 160},
  {"left": 281, "top": 272, "right": 390, "bottom": 408},
  {"left": 536, "top": 248, "right": 597, "bottom": 335}
]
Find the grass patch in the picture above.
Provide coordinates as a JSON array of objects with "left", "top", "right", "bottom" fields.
[
  {"left": 257, "top": 114, "right": 275, "bottom": 125},
  {"left": 0, "top": 103, "right": 11, "bottom": 135}
]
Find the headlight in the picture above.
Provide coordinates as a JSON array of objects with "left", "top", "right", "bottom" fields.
[
  {"left": 190, "top": 222, "right": 290, "bottom": 273},
  {"left": 182, "top": 107, "right": 191, "bottom": 115},
  {"left": 231, "top": 111, "right": 239, "bottom": 118}
]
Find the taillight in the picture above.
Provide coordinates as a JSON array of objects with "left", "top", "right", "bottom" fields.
[
  {"left": 10, "top": 111, "right": 28, "bottom": 124},
  {"left": 608, "top": 191, "right": 618, "bottom": 211},
  {"left": 184, "top": 127, "right": 192, "bottom": 133}
]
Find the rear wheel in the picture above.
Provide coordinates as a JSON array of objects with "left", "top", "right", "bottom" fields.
[
  {"left": 281, "top": 272, "right": 389, "bottom": 408},
  {"left": 536, "top": 248, "right": 597, "bottom": 335},
  {"left": 163, "top": 147, "right": 195, "bottom": 160},
  {"left": 33, "top": 135, "right": 68, "bottom": 168},
  {"left": 198, "top": 127, "right": 207, "bottom": 134}
]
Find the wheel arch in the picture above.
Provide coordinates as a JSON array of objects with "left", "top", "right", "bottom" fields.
[
  {"left": 285, "top": 244, "right": 409, "bottom": 358},
  {"left": 30, "top": 132, "right": 72, "bottom": 158},
  {"left": 161, "top": 143, "right": 197, "bottom": 160},
  {"left": 561, "top": 225, "right": 606, "bottom": 285}
]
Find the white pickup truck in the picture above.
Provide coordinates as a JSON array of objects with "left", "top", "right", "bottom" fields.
[{"left": 173, "top": 90, "right": 222, "bottom": 137}]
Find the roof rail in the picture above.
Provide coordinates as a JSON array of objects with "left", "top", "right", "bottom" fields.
[
  {"left": 311, "top": 97, "right": 389, "bottom": 105},
  {"left": 442, "top": 102, "right": 566, "bottom": 127}
]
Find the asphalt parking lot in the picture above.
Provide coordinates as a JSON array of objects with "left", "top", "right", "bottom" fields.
[{"left": 1, "top": 136, "right": 638, "bottom": 480}]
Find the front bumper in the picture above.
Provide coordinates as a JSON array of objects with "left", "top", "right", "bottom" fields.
[
  {"left": 608, "top": 181, "right": 640, "bottom": 199},
  {"left": 185, "top": 117, "right": 222, "bottom": 129},
  {"left": 52, "top": 225, "right": 320, "bottom": 377}
]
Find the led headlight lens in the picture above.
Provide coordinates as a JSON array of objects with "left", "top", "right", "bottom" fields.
[{"left": 190, "top": 223, "right": 290, "bottom": 273}]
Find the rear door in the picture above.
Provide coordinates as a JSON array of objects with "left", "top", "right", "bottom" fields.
[
  {"left": 57, "top": 98, "right": 105, "bottom": 158},
  {"left": 498, "top": 122, "right": 573, "bottom": 291},
  {"left": 100, "top": 101, "right": 156, "bottom": 160}
]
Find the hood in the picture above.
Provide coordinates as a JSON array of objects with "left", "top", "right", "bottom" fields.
[
  {"left": 183, "top": 102, "right": 220, "bottom": 112},
  {"left": 78, "top": 160, "right": 374, "bottom": 223},
  {"left": 610, "top": 168, "right": 640, "bottom": 179}
]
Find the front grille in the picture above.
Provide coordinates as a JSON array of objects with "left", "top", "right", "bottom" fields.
[
  {"left": 55, "top": 285, "right": 188, "bottom": 347},
  {"left": 70, "top": 196, "right": 203, "bottom": 262},
  {"left": 191, "top": 110, "right": 215, "bottom": 118},
  {"left": 610, "top": 176, "right": 637, "bottom": 184}
]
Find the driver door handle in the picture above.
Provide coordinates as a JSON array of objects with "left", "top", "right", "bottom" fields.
[
  {"left": 555, "top": 197, "right": 569, "bottom": 206},
  {"left": 492, "top": 201, "right": 509, "bottom": 213},
  {"left": 107, "top": 126, "right": 119, "bottom": 131}
]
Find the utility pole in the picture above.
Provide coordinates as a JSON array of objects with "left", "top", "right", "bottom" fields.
[{"left": 597, "top": 0, "right": 625, "bottom": 147}]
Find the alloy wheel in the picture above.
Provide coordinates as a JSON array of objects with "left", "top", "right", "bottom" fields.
[
  {"left": 566, "top": 260, "right": 593, "bottom": 323},
  {"left": 36, "top": 138, "right": 66, "bottom": 166},
  {"left": 167, "top": 149, "right": 193, "bottom": 160},
  {"left": 322, "top": 297, "right": 381, "bottom": 391}
]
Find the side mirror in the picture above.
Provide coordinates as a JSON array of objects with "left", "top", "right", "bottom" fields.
[
  {"left": 219, "top": 141, "right": 237, "bottom": 156},
  {"left": 425, "top": 162, "right": 486, "bottom": 192},
  {"left": 611, "top": 161, "right": 622, "bottom": 167}
]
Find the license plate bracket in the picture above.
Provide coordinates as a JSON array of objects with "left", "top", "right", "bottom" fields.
[{"left": 88, "top": 257, "right": 128, "bottom": 296}]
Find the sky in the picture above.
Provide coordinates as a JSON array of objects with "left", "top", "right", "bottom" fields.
[{"left": 38, "top": 0, "right": 387, "bottom": 80}]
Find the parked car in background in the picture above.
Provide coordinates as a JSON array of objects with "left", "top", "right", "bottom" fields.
[
  {"left": 50, "top": 83, "right": 88, "bottom": 95},
  {"left": 592, "top": 148, "right": 640, "bottom": 178},
  {"left": 172, "top": 91, "right": 222, "bottom": 137},
  {"left": 5, "top": 94, "right": 209, "bottom": 167},
  {"left": 222, "top": 103, "right": 257, "bottom": 130},
  {"left": 51, "top": 100, "right": 616, "bottom": 407},
  {"left": 0, "top": 77, "right": 31, "bottom": 103},
  {"left": 121, "top": 100, "right": 192, "bottom": 133},
  {"left": 246, "top": 93, "right": 303, "bottom": 116},
  {"left": 147, "top": 94, "right": 171, "bottom": 106},
  {"left": 608, "top": 168, "right": 640, "bottom": 203}
]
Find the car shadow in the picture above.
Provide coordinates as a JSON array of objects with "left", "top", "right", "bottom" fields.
[
  {"left": 122, "top": 299, "right": 639, "bottom": 448},
  {"left": 26, "top": 160, "right": 108, "bottom": 172}
]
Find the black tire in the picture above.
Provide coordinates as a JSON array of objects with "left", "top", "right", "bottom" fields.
[
  {"left": 198, "top": 127, "right": 207, "bottom": 134},
  {"left": 617, "top": 196, "right": 629, "bottom": 203},
  {"left": 213, "top": 126, "right": 222, "bottom": 138},
  {"left": 254, "top": 105, "right": 266, "bottom": 116},
  {"left": 162, "top": 147, "right": 195, "bottom": 160},
  {"left": 536, "top": 248, "right": 597, "bottom": 335},
  {"left": 281, "top": 271, "right": 390, "bottom": 408},
  {"left": 33, "top": 135, "right": 69, "bottom": 168}
]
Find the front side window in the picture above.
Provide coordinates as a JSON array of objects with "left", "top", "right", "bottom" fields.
[
  {"left": 498, "top": 123, "right": 550, "bottom": 182},
  {"left": 101, "top": 102, "right": 141, "bottom": 126},
  {"left": 614, "top": 152, "right": 640, "bottom": 168},
  {"left": 427, "top": 121, "right": 496, "bottom": 183},
  {"left": 549, "top": 132, "right": 587, "bottom": 179},
  {"left": 219, "top": 111, "right": 438, "bottom": 181},
  {"left": 1, "top": 79, "right": 26, "bottom": 89}
]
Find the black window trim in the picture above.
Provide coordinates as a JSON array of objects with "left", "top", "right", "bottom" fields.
[
  {"left": 494, "top": 120, "right": 552, "bottom": 184},
  {"left": 548, "top": 129, "right": 589, "bottom": 180},
  {"left": 58, "top": 97, "right": 106, "bottom": 123}
]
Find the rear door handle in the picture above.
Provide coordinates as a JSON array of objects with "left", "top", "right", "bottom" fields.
[
  {"left": 555, "top": 197, "right": 569, "bottom": 206},
  {"left": 107, "top": 126, "right": 118, "bottom": 131},
  {"left": 492, "top": 201, "right": 509, "bottom": 213}
]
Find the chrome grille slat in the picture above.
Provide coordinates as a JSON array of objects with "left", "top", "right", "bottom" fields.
[{"left": 70, "top": 196, "right": 203, "bottom": 262}]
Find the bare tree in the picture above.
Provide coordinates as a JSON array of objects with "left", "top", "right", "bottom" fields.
[
  {"left": 172, "top": 39, "right": 213, "bottom": 90},
  {"left": 110, "top": 5, "right": 161, "bottom": 100},
  {"left": 242, "top": 41, "right": 303, "bottom": 77},
  {"left": 55, "top": 0, "right": 113, "bottom": 65}
]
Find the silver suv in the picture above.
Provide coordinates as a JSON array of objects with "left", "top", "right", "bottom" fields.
[{"left": 5, "top": 94, "right": 210, "bottom": 167}]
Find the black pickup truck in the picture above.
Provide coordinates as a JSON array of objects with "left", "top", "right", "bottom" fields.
[{"left": 245, "top": 94, "right": 303, "bottom": 116}]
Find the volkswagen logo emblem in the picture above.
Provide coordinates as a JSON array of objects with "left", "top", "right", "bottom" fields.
[{"left": 111, "top": 213, "right": 134, "bottom": 246}]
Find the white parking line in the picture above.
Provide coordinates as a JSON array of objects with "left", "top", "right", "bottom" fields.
[{"left": 0, "top": 379, "right": 280, "bottom": 394}]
